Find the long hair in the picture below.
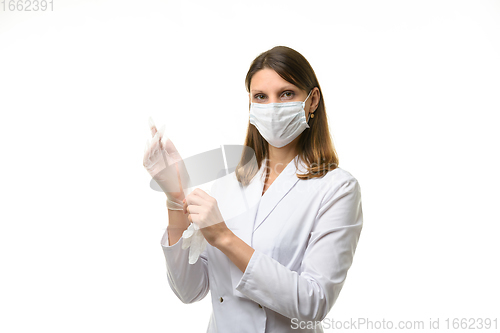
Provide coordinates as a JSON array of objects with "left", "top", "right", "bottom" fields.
[{"left": 235, "top": 46, "right": 339, "bottom": 186}]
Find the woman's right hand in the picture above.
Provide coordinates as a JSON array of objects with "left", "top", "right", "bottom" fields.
[{"left": 143, "top": 117, "right": 191, "bottom": 209}]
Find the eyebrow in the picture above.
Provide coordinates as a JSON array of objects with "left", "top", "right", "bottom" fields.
[{"left": 251, "top": 85, "right": 296, "bottom": 94}]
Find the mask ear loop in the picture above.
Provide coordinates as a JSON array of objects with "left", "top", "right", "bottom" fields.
[
  {"left": 304, "top": 89, "right": 313, "bottom": 104},
  {"left": 304, "top": 89, "right": 314, "bottom": 124}
]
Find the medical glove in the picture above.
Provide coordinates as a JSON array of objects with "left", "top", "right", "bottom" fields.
[
  {"left": 143, "top": 117, "right": 190, "bottom": 210},
  {"left": 181, "top": 222, "right": 208, "bottom": 264}
]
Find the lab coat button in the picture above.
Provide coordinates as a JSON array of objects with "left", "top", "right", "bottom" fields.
[
  {"left": 258, "top": 304, "right": 263, "bottom": 308},
  {"left": 219, "top": 297, "right": 224, "bottom": 303}
]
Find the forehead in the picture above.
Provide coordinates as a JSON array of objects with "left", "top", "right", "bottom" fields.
[{"left": 250, "top": 68, "right": 297, "bottom": 92}]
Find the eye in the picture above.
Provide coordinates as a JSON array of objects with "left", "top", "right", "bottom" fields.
[
  {"left": 281, "top": 91, "right": 295, "bottom": 99},
  {"left": 254, "top": 93, "right": 266, "bottom": 101}
]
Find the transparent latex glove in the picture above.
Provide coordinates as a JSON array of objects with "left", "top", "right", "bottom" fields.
[
  {"left": 143, "top": 117, "right": 190, "bottom": 210},
  {"left": 181, "top": 222, "right": 208, "bottom": 264}
]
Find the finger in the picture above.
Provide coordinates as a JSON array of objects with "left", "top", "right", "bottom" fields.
[
  {"left": 188, "top": 213, "right": 199, "bottom": 225},
  {"left": 160, "top": 133, "right": 169, "bottom": 150},
  {"left": 144, "top": 140, "right": 153, "bottom": 163},
  {"left": 186, "top": 204, "right": 202, "bottom": 215},
  {"left": 148, "top": 117, "right": 157, "bottom": 137},
  {"left": 156, "top": 124, "right": 166, "bottom": 150},
  {"left": 162, "top": 135, "right": 179, "bottom": 155},
  {"left": 150, "top": 133, "right": 164, "bottom": 165},
  {"left": 185, "top": 192, "right": 206, "bottom": 207},
  {"left": 157, "top": 124, "right": 166, "bottom": 140},
  {"left": 152, "top": 129, "right": 162, "bottom": 148},
  {"left": 191, "top": 188, "right": 212, "bottom": 201},
  {"left": 144, "top": 138, "right": 155, "bottom": 162},
  {"left": 151, "top": 126, "right": 157, "bottom": 137}
]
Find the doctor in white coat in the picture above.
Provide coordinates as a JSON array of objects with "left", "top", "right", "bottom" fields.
[{"left": 143, "top": 46, "right": 363, "bottom": 333}]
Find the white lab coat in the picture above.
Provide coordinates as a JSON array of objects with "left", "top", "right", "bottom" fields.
[{"left": 161, "top": 154, "right": 363, "bottom": 333}]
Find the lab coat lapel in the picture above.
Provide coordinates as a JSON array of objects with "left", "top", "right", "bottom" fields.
[
  {"left": 253, "top": 154, "right": 303, "bottom": 232},
  {"left": 229, "top": 154, "right": 307, "bottom": 299},
  {"left": 228, "top": 161, "right": 265, "bottom": 299},
  {"left": 230, "top": 165, "right": 265, "bottom": 245}
]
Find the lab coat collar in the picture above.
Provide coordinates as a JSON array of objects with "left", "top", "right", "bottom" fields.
[
  {"left": 253, "top": 154, "right": 306, "bottom": 232},
  {"left": 235, "top": 153, "right": 307, "bottom": 244}
]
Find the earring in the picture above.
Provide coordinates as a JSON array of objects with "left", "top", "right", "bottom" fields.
[{"left": 310, "top": 113, "right": 315, "bottom": 118}]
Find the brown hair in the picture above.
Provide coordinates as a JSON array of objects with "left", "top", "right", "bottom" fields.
[{"left": 235, "top": 45, "right": 339, "bottom": 186}]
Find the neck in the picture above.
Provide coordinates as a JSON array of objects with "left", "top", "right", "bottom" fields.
[{"left": 267, "top": 142, "right": 298, "bottom": 175}]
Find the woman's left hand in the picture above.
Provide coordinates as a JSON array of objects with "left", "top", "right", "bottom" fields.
[{"left": 183, "top": 188, "right": 233, "bottom": 248}]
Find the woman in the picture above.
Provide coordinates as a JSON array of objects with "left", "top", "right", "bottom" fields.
[{"left": 143, "top": 46, "right": 363, "bottom": 333}]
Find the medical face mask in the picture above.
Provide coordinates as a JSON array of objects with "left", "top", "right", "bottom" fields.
[{"left": 249, "top": 89, "right": 313, "bottom": 148}]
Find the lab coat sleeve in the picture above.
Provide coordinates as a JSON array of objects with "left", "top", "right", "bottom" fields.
[
  {"left": 235, "top": 177, "right": 363, "bottom": 322},
  {"left": 160, "top": 228, "right": 209, "bottom": 304}
]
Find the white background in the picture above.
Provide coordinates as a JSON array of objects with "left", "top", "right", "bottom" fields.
[{"left": 1, "top": 0, "right": 499, "bottom": 332}]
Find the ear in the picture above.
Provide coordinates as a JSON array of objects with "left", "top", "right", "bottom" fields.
[{"left": 310, "top": 87, "right": 320, "bottom": 113}]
